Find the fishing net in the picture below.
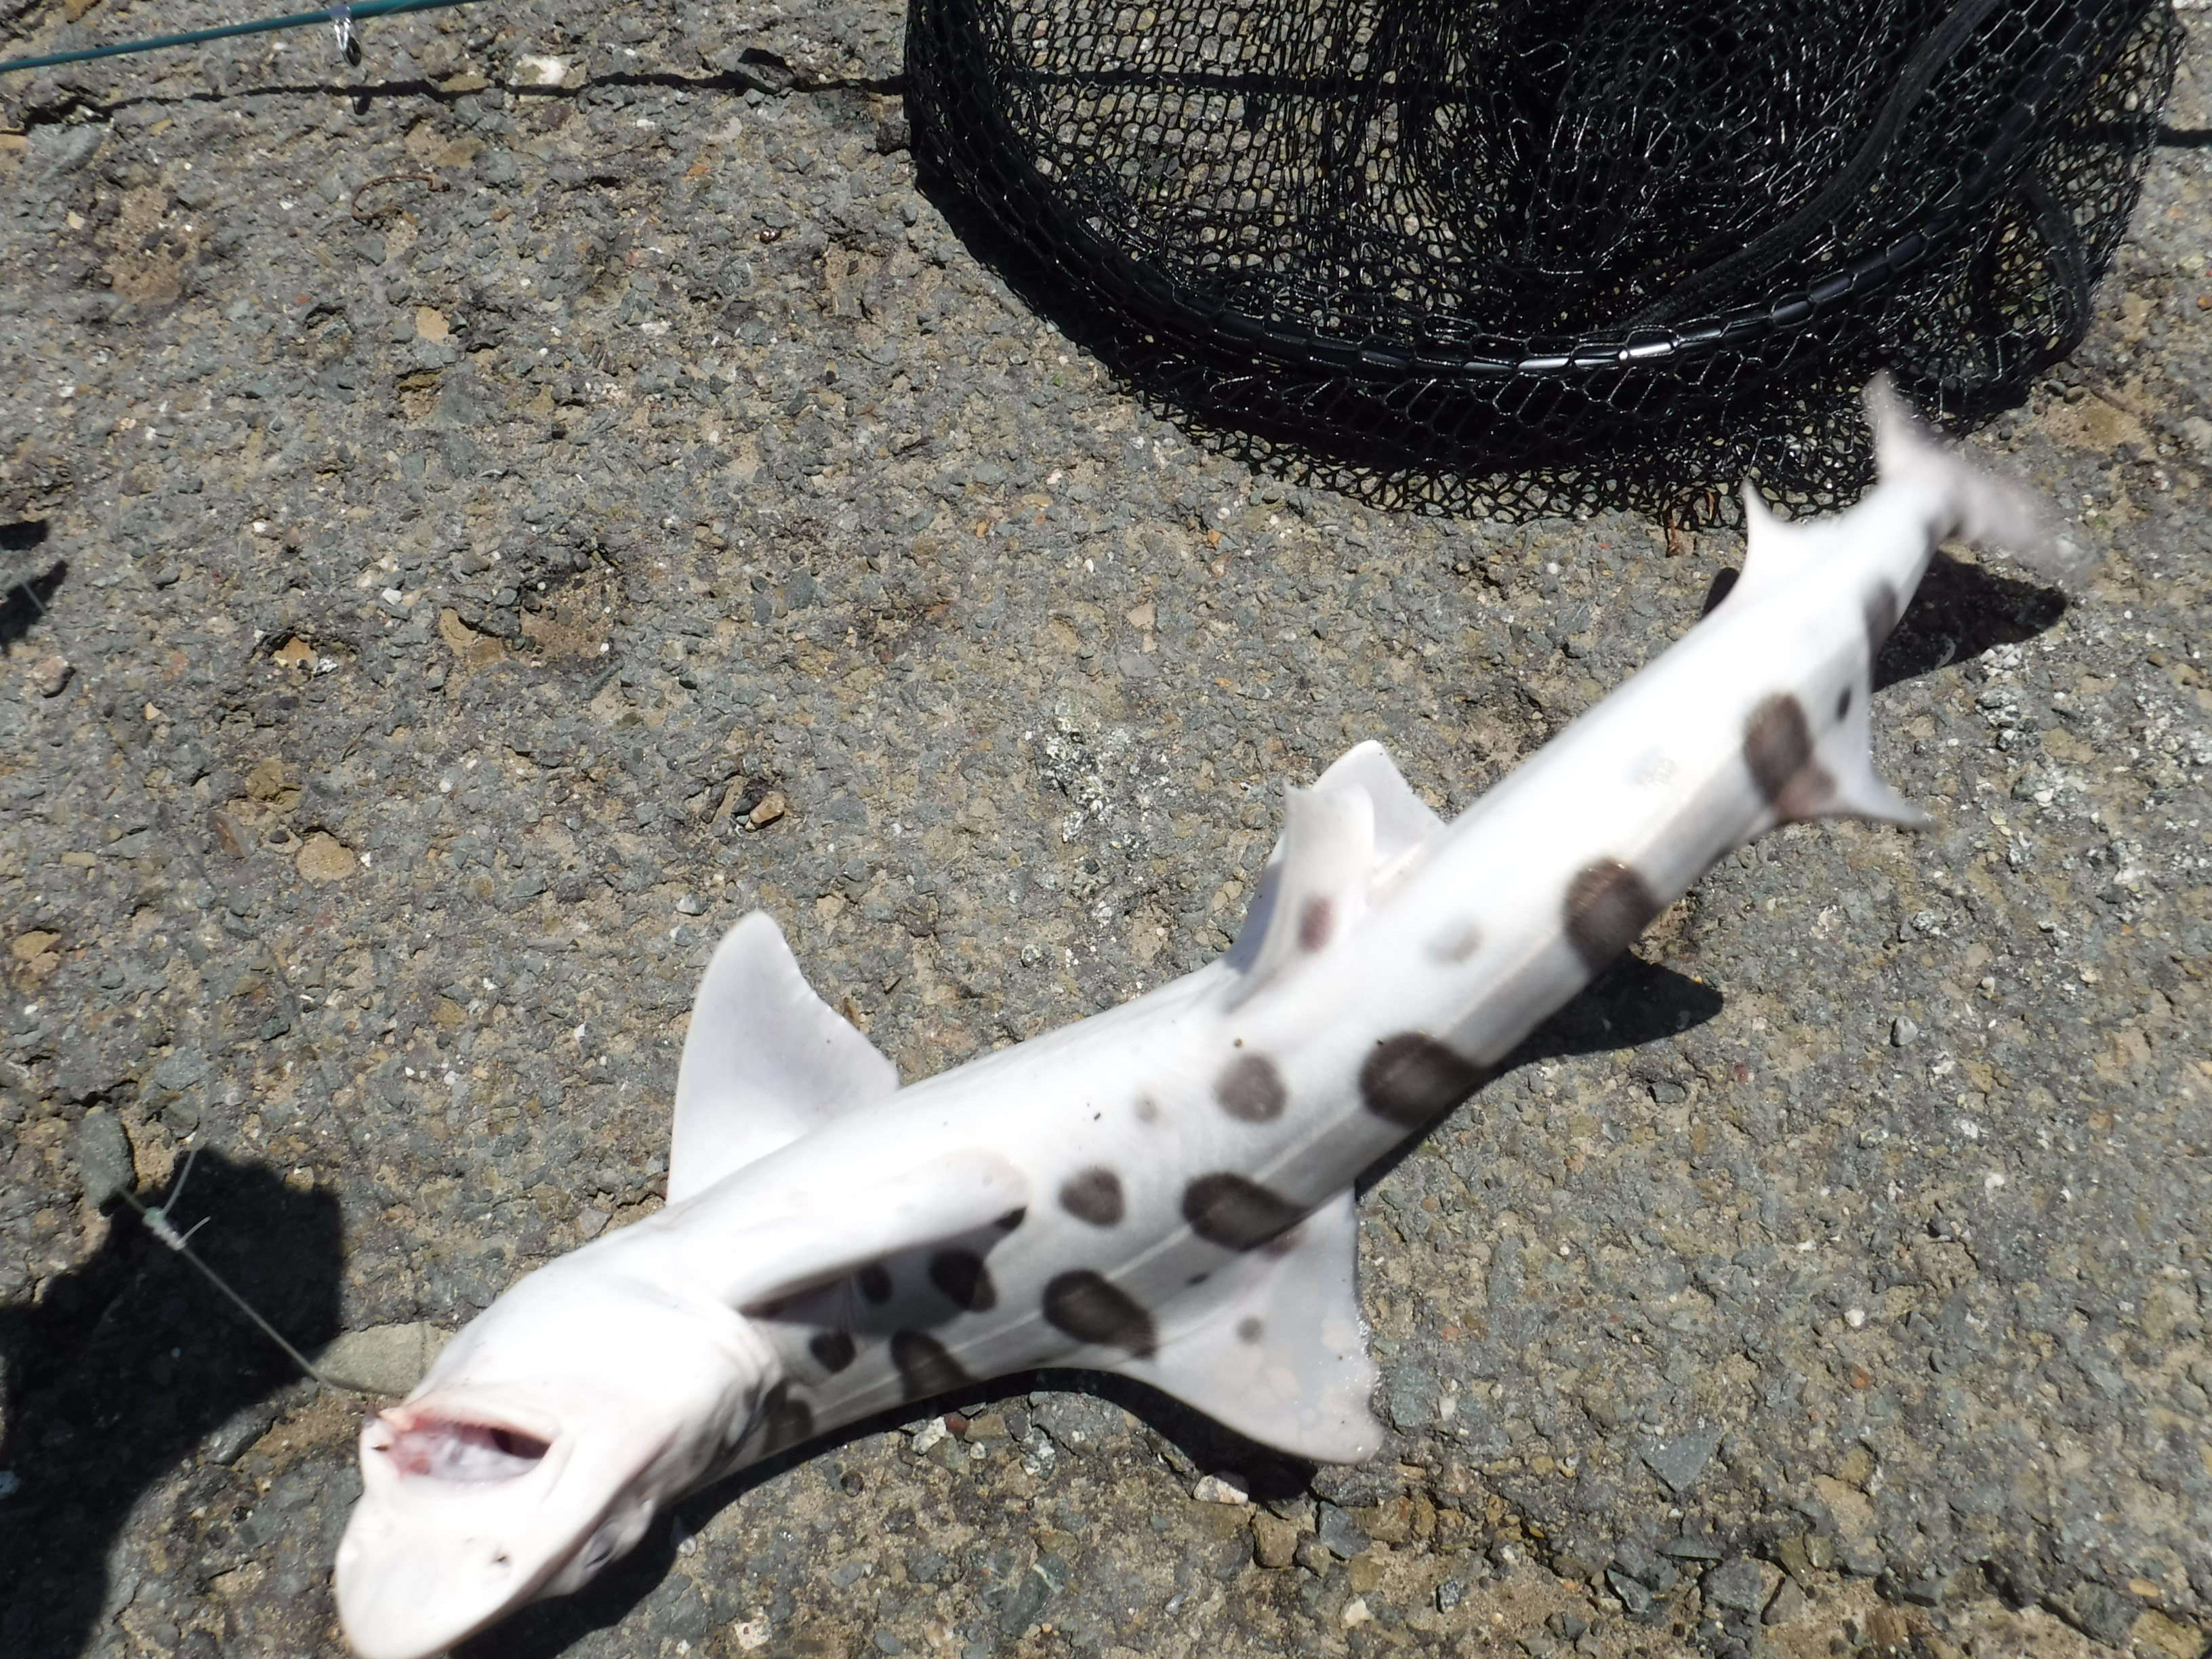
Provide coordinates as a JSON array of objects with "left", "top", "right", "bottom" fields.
[{"left": 905, "top": 0, "right": 2180, "bottom": 519}]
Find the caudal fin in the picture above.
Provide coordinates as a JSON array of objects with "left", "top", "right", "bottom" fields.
[{"left": 1864, "top": 377, "right": 2089, "bottom": 584}]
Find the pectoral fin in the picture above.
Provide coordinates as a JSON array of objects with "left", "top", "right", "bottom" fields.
[{"left": 669, "top": 912, "right": 899, "bottom": 1205}]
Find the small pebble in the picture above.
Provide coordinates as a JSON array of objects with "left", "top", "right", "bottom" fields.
[
  {"left": 68, "top": 1109, "right": 134, "bottom": 1205},
  {"left": 1250, "top": 1511, "right": 1300, "bottom": 1569},
  {"left": 1763, "top": 1578, "right": 1809, "bottom": 1626}
]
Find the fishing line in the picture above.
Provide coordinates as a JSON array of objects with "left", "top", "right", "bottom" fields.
[
  {"left": 117, "top": 1143, "right": 345, "bottom": 1387},
  {"left": 0, "top": 0, "right": 476, "bottom": 78}
]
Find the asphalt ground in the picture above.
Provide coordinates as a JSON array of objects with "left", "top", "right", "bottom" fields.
[{"left": 0, "top": 3, "right": 2208, "bottom": 1658}]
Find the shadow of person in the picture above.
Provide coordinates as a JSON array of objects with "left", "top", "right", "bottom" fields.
[
  {"left": 0, "top": 1148, "right": 344, "bottom": 1659},
  {"left": 1, "top": 527, "right": 65, "bottom": 656}
]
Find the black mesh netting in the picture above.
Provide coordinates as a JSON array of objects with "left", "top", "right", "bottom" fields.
[{"left": 905, "top": 0, "right": 2181, "bottom": 518}]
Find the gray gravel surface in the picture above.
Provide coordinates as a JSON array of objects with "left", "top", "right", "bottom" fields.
[{"left": 1, "top": 3, "right": 2209, "bottom": 1659}]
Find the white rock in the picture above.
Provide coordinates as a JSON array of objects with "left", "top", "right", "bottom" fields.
[{"left": 318, "top": 1322, "right": 452, "bottom": 1394}]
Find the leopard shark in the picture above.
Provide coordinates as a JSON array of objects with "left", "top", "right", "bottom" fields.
[{"left": 335, "top": 384, "right": 2071, "bottom": 1659}]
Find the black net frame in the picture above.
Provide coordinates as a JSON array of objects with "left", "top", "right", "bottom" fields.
[{"left": 906, "top": 0, "right": 2182, "bottom": 519}]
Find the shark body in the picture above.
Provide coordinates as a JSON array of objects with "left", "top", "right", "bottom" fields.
[{"left": 336, "top": 388, "right": 2067, "bottom": 1659}]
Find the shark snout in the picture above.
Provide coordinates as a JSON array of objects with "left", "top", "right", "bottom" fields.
[
  {"left": 334, "top": 1244, "right": 780, "bottom": 1657},
  {"left": 338, "top": 1393, "right": 608, "bottom": 1659}
]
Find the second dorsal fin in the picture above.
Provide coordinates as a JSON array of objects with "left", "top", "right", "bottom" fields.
[
  {"left": 1719, "top": 486, "right": 1824, "bottom": 611},
  {"left": 668, "top": 912, "right": 899, "bottom": 1205}
]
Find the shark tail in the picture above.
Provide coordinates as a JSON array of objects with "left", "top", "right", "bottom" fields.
[{"left": 1864, "top": 376, "right": 2089, "bottom": 585}]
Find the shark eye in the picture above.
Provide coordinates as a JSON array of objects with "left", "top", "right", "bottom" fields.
[{"left": 384, "top": 1416, "right": 552, "bottom": 1482}]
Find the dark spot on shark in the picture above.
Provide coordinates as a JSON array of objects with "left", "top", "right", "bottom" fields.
[
  {"left": 1215, "top": 1052, "right": 1286, "bottom": 1122},
  {"left": 1743, "top": 691, "right": 1814, "bottom": 797},
  {"left": 1042, "top": 1270, "right": 1156, "bottom": 1358},
  {"left": 1236, "top": 1316, "right": 1264, "bottom": 1343},
  {"left": 1136, "top": 1097, "right": 1160, "bottom": 1124},
  {"left": 1865, "top": 579, "right": 1902, "bottom": 657},
  {"left": 1564, "top": 859, "right": 1660, "bottom": 972},
  {"left": 1059, "top": 1168, "right": 1126, "bottom": 1227},
  {"left": 928, "top": 1249, "right": 996, "bottom": 1312},
  {"left": 1298, "top": 894, "right": 1334, "bottom": 953},
  {"left": 759, "top": 1381, "right": 815, "bottom": 1454},
  {"left": 1425, "top": 919, "right": 1481, "bottom": 963},
  {"left": 994, "top": 1206, "right": 1027, "bottom": 1231},
  {"left": 1743, "top": 692, "right": 1836, "bottom": 821},
  {"left": 857, "top": 1264, "right": 893, "bottom": 1304},
  {"left": 1360, "top": 1032, "right": 1488, "bottom": 1128},
  {"left": 808, "top": 1330, "right": 857, "bottom": 1374},
  {"left": 1837, "top": 685, "right": 1853, "bottom": 721},
  {"left": 1183, "top": 1173, "right": 1304, "bottom": 1250},
  {"left": 890, "top": 1330, "right": 973, "bottom": 1401}
]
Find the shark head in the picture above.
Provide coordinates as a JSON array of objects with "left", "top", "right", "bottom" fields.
[{"left": 335, "top": 1243, "right": 776, "bottom": 1659}]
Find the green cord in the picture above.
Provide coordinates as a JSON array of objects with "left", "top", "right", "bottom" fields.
[{"left": 1, "top": 0, "right": 477, "bottom": 78}]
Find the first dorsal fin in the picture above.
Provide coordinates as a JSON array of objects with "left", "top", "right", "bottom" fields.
[
  {"left": 1224, "top": 741, "right": 1445, "bottom": 1004},
  {"left": 1719, "top": 486, "right": 1825, "bottom": 611},
  {"left": 1310, "top": 739, "right": 1446, "bottom": 868},
  {"left": 668, "top": 912, "right": 899, "bottom": 1205},
  {"left": 1108, "top": 1189, "right": 1382, "bottom": 1464},
  {"left": 1223, "top": 783, "right": 1375, "bottom": 1007}
]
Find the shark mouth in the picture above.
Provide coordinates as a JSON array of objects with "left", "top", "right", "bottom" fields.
[{"left": 373, "top": 1409, "right": 554, "bottom": 1483}]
